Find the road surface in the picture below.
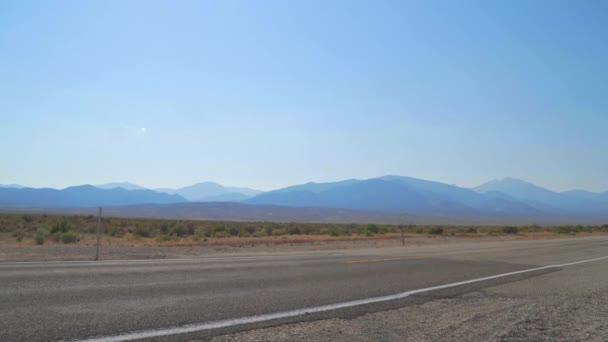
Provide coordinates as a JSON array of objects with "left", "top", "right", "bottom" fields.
[{"left": 1, "top": 236, "right": 608, "bottom": 341}]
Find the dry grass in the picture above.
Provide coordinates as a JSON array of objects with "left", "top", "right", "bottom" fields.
[
  {"left": 1, "top": 213, "right": 607, "bottom": 250},
  {"left": 3, "top": 231, "right": 607, "bottom": 249}
]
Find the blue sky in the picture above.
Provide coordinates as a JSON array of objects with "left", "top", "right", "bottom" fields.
[{"left": 1, "top": 0, "right": 607, "bottom": 191}]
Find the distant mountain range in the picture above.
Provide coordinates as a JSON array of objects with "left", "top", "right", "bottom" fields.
[
  {"left": 247, "top": 176, "right": 544, "bottom": 218},
  {"left": 155, "top": 182, "right": 262, "bottom": 202},
  {"left": 474, "top": 178, "right": 608, "bottom": 216},
  {"left": 95, "top": 182, "right": 147, "bottom": 191},
  {"left": 0, "top": 176, "right": 606, "bottom": 223},
  {"left": 0, "top": 185, "right": 185, "bottom": 208},
  {"left": 95, "top": 181, "right": 262, "bottom": 202},
  {"left": 0, "top": 184, "right": 24, "bottom": 189}
]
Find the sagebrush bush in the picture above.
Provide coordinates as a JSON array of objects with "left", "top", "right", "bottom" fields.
[
  {"left": 134, "top": 225, "right": 152, "bottom": 237},
  {"left": 429, "top": 227, "right": 444, "bottom": 235},
  {"left": 287, "top": 226, "right": 301, "bottom": 235},
  {"left": 50, "top": 221, "right": 73, "bottom": 234},
  {"left": 108, "top": 225, "right": 125, "bottom": 237},
  {"left": 60, "top": 231, "right": 79, "bottom": 243},
  {"left": 35, "top": 230, "right": 47, "bottom": 245},
  {"left": 367, "top": 224, "right": 380, "bottom": 234},
  {"left": 155, "top": 234, "right": 172, "bottom": 242}
]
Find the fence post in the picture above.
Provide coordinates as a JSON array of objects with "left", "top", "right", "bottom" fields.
[{"left": 95, "top": 207, "right": 102, "bottom": 260}]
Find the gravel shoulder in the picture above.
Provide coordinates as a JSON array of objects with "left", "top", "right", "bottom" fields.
[{"left": 208, "top": 256, "right": 608, "bottom": 342}]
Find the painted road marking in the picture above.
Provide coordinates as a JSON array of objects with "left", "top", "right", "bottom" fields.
[
  {"left": 76, "top": 255, "right": 608, "bottom": 342},
  {"left": 341, "top": 256, "right": 421, "bottom": 264}
]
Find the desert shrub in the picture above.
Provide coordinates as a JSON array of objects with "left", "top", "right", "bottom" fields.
[
  {"left": 214, "top": 231, "right": 228, "bottom": 238},
  {"left": 155, "top": 234, "right": 172, "bottom": 242},
  {"left": 50, "top": 221, "right": 73, "bottom": 234},
  {"left": 13, "top": 230, "right": 24, "bottom": 242},
  {"left": 554, "top": 226, "right": 574, "bottom": 234},
  {"left": 134, "top": 225, "right": 152, "bottom": 237},
  {"left": 272, "top": 228, "right": 286, "bottom": 236},
  {"left": 466, "top": 227, "right": 478, "bottom": 234},
  {"left": 108, "top": 225, "right": 125, "bottom": 237},
  {"left": 502, "top": 226, "right": 519, "bottom": 234},
  {"left": 252, "top": 231, "right": 266, "bottom": 238},
  {"left": 22, "top": 215, "right": 33, "bottom": 223},
  {"left": 429, "top": 227, "right": 444, "bottom": 235},
  {"left": 60, "top": 231, "right": 80, "bottom": 243},
  {"left": 287, "top": 226, "right": 301, "bottom": 235},
  {"left": 415, "top": 228, "right": 424, "bottom": 234},
  {"left": 203, "top": 226, "right": 214, "bottom": 237},
  {"left": 227, "top": 226, "right": 240, "bottom": 236},
  {"left": 366, "top": 224, "right": 380, "bottom": 234},
  {"left": 328, "top": 227, "right": 340, "bottom": 237},
  {"left": 170, "top": 225, "right": 189, "bottom": 237},
  {"left": 35, "top": 228, "right": 48, "bottom": 245},
  {"left": 186, "top": 223, "right": 196, "bottom": 236},
  {"left": 160, "top": 223, "right": 170, "bottom": 234},
  {"left": 302, "top": 226, "right": 317, "bottom": 235},
  {"left": 358, "top": 226, "right": 374, "bottom": 236}
]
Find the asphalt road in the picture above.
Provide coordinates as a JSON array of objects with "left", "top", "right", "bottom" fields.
[{"left": 1, "top": 237, "right": 608, "bottom": 342}]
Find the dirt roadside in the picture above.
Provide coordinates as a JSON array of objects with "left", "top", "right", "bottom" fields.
[{"left": 0, "top": 232, "right": 605, "bottom": 262}]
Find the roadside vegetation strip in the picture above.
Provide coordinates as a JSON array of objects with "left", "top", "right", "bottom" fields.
[
  {"left": 4, "top": 212, "right": 608, "bottom": 247},
  {"left": 76, "top": 255, "right": 608, "bottom": 342}
]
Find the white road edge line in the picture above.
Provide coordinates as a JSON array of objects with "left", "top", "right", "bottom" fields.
[{"left": 75, "top": 255, "right": 608, "bottom": 342}]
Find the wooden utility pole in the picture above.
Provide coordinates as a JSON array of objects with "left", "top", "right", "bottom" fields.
[{"left": 95, "top": 207, "right": 102, "bottom": 260}]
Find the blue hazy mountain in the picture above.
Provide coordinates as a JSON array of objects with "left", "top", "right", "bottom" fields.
[
  {"left": 95, "top": 182, "right": 147, "bottom": 191},
  {"left": 247, "top": 176, "right": 542, "bottom": 218},
  {"left": 0, "top": 185, "right": 186, "bottom": 208},
  {"left": 155, "top": 182, "right": 263, "bottom": 202},
  {"left": 2, "top": 177, "right": 605, "bottom": 220},
  {"left": 0, "top": 184, "right": 24, "bottom": 189},
  {"left": 475, "top": 178, "right": 607, "bottom": 215},
  {"left": 269, "top": 179, "right": 360, "bottom": 194},
  {"left": 562, "top": 189, "right": 608, "bottom": 203}
]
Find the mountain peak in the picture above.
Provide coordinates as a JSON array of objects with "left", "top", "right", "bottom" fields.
[
  {"left": 96, "top": 182, "right": 146, "bottom": 191},
  {"left": 475, "top": 178, "right": 541, "bottom": 191},
  {"left": 154, "top": 182, "right": 262, "bottom": 202},
  {"left": 0, "top": 184, "right": 24, "bottom": 189}
]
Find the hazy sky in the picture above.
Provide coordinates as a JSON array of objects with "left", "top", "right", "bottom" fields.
[{"left": 1, "top": 0, "right": 607, "bottom": 191}]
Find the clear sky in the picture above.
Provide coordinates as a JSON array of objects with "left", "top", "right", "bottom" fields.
[{"left": 1, "top": 0, "right": 607, "bottom": 191}]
